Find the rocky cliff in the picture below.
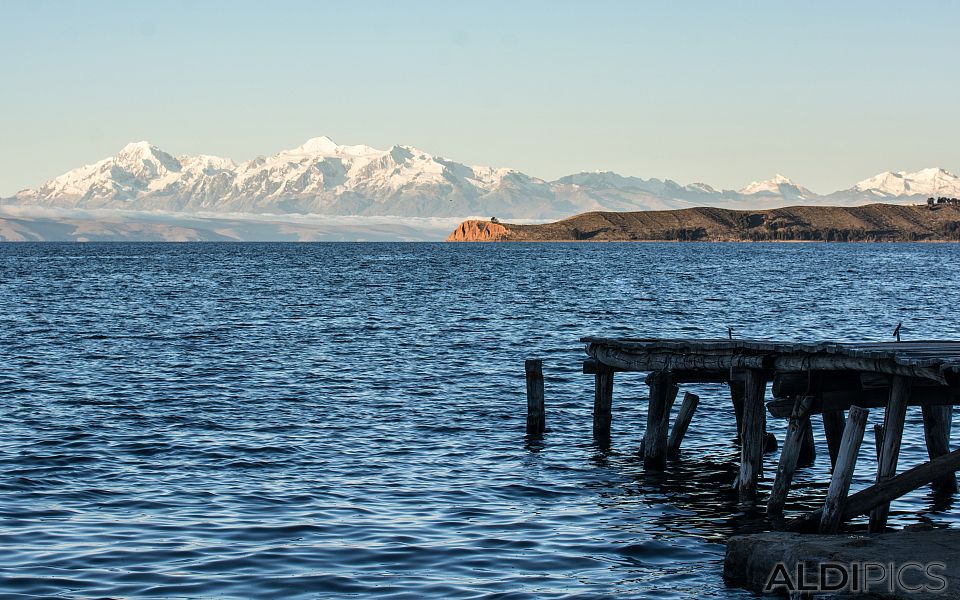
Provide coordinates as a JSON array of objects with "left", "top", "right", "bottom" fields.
[{"left": 446, "top": 220, "right": 511, "bottom": 241}]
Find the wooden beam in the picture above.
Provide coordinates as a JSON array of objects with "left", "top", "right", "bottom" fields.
[
  {"left": 869, "top": 375, "right": 911, "bottom": 533},
  {"left": 525, "top": 359, "right": 545, "bottom": 435},
  {"left": 767, "top": 395, "right": 814, "bottom": 516},
  {"left": 588, "top": 345, "right": 766, "bottom": 373},
  {"left": 772, "top": 370, "right": 862, "bottom": 398},
  {"left": 668, "top": 392, "right": 700, "bottom": 458},
  {"left": 822, "top": 410, "right": 846, "bottom": 470},
  {"left": 593, "top": 368, "right": 614, "bottom": 439},
  {"left": 583, "top": 360, "right": 728, "bottom": 383},
  {"left": 766, "top": 385, "right": 960, "bottom": 419},
  {"left": 643, "top": 372, "right": 677, "bottom": 470},
  {"left": 737, "top": 369, "right": 767, "bottom": 500},
  {"left": 820, "top": 406, "right": 869, "bottom": 533},
  {"left": 582, "top": 359, "right": 611, "bottom": 374},
  {"left": 789, "top": 445, "right": 960, "bottom": 532},
  {"left": 922, "top": 404, "right": 957, "bottom": 493}
]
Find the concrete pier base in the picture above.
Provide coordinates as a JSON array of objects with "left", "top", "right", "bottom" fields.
[{"left": 724, "top": 530, "right": 960, "bottom": 598}]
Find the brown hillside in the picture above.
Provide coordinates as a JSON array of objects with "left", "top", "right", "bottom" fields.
[{"left": 446, "top": 204, "right": 960, "bottom": 242}]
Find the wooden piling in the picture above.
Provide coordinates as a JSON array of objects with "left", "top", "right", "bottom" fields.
[
  {"left": 922, "top": 404, "right": 957, "bottom": 493},
  {"left": 821, "top": 410, "right": 846, "bottom": 470},
  {"left": 643, "top": 372, "right": 677, "bottom": 470},
  {"left": 729, "top": 375, "right": 746, "bottom": 442},
  {"left": 668, "top": 392, "right": 700, "bottom": 458},
  {"left": 869, "top": 375, "right": 911, "bottom": 533},
  {"left": 819, "top": 405, "right": 869, "bottom": 533},
  {"left": 798, "top": 418, "right": 816, "bottom": 466},
  {"left": 593, "top": 367, "right": 614, "bottom": 438},
  {"left": 737, "top": 369, "right": 767, "bottom": 500},
  {"left": 525, "top": 359, "right": 545, "bottom": 435},
  {"left": 873, "top": 424, "right": 884, "bottom": 461},
  {"left": 767, "top": 395, "right": 814, "bottom": 516}
]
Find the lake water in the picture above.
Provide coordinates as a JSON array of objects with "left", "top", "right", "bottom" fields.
[{"left": 2, "top": 242, "right": 959, "bottom": 599}]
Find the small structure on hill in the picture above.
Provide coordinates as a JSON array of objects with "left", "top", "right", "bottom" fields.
[{"left": 928, "top": 196, "right": 960, "bottom": 207}]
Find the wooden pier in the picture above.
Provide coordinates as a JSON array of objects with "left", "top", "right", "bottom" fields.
[{"left": 545, "top": 337, "right": 960, "bottom": 533}]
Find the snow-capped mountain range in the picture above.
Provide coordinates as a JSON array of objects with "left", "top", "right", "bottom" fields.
[{"left": 6, "top": 137, "right": 960, "bottom": 219}]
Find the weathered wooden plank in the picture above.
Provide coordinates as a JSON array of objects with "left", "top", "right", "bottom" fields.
[
  {"left": 820, "top": 406, "right": 869, "bottom": 533},
  {"left": 869, "top": 375, "right": 911, "bottom": 533},
  {"left": 581, "top": 337, "right": 960, "bottom": 354},
  {"left": 789, "top": 445, "right": 960, "bottom": 533},
  {"left": 581, "top": 338, "right": 960, "bottom": 377},
  {"left": 587, "top": 344, "right": 767, "bottom": 373},
  {"left": 767, "top": 395, "right": 814, "bottom": 516},
  {"left": 922, "top": 404, "right": 957, "bottom": 493},
  {"left": 643, "top": 372, "right": 677, "bottom": 470},
  {"left": 737, "top": 369, "right": 767, "bottom": 500},
  {"left": 585, "top": 344, "right": 946, "bottom": 384},
  {"left": 668, "top": 392, "right": 700, "bottom": 458},
  {"left": 525, "top": 359, "right": 545, "bottom": 435},
  {"left": 821, "top": 410, "right": 846, "bottom": 470}
]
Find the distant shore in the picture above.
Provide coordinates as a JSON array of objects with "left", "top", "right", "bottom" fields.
[{"left": 447, "top": 204, "right": 960, "bottom": 242}]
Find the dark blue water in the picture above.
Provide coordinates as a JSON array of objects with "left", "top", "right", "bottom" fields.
[{"left": 2, "top": 242, "right": 959, "bottom": 599}]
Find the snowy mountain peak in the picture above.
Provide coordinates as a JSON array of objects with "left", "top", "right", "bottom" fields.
[
  {"left": 290, "top": 136, "right": 341, "bottom": 155},
  {"left": 283, "top": 136, "right": 381, "bottom": 159},
  {"left": 118, "top": 140, "right": 156, "bottom": 154},
  {"left": 738, "top": 174, "right": 812, "bottom": 198},
  {"left": 114, "top": 141, "right": 181, "bottom": 172},
  {"left": 853, "top": 168, "right": 960, "bottom": 197}
]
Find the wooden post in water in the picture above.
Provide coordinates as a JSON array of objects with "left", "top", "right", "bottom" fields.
[
  {"left": 798, "top": 419, "right": 816, "bottom": 467},
  {"left": 822, "top": 410, "right": 846, "bottom": 470},
  {"left": 525, "top": 359, "right": 545, "bottom": 435},
  {"left": 593, "top": 366, "right": 614, "bottom": 439},
  {"left": 874, "top": 424, "right": 884, "bottom": 466},
  {"left": 667, "top": 392, "right": 700, "bottom": 458},
  {"left": 643, "top": 371, "right": 677, "bottom": 470},
  {"left": 729, "top": 374, "right": 746, "bottom": 442},
  {"left": 869, "top": 375, "right": 911, "bottom": 533},
  {"left": 767, "top": 395, "right": 814, "bottom": 516},
  {"left": 922, "top": 404, "right": 957, "bottom": 493},
  {"left": 820, "top": 405, "right": 869, "bottom": 533},
  {"left": 737, "top": 369, "right": 767, "bottom": 500}
]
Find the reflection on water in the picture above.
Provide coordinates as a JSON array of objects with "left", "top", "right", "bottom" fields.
[{"left": 1, "top": 242, "right": 958, "bottom": 598}]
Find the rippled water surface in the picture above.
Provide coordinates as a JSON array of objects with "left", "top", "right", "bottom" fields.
[{"left": 2, "top": 242, "right": 960, "bottom": 599}]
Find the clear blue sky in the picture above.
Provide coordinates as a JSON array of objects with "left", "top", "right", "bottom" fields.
[{"left": 2, "top": 0, "right": 958, "bottom": 196}]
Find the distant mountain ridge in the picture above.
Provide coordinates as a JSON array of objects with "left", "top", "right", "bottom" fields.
[{"left": 6, "top": 137, "right": 960, "bottom": 219}]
